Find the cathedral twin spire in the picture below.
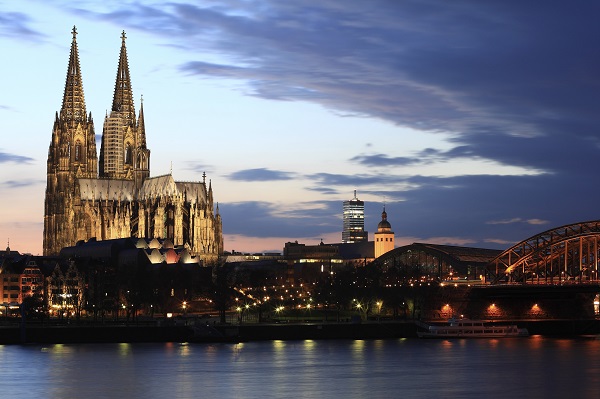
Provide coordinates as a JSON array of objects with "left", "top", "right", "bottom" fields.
[
  {"left": 112, "top": 30, "right": 136, "bottom": 120},
  {"left": 60, "top": 26, "right": 87, "bottom": 123},
  {"left": 45, "top": 27, "right": 222, "bottom": 257},
  {"left": 56, "top": 26, "right": 147, "bottom": 181}
]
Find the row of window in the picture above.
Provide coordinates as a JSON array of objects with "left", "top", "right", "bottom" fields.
[{"left": 376, "top": 237, "right": 393, "bottom": 242}]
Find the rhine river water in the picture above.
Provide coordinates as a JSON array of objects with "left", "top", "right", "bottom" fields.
[{"left": 1, "top": 337, "right": 599, "bottom": 398}]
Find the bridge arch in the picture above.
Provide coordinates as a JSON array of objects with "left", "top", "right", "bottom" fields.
[{"left": 490, "top": 220, "right": 600, "bottom": 284}]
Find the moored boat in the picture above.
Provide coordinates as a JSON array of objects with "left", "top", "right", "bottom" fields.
[{"left": 417, "top": 318, "right": 529, "bottom": 338}]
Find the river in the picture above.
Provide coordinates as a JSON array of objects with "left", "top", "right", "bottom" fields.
[{"left": 1, "top": 337, "right": 599, "bottom": 398}]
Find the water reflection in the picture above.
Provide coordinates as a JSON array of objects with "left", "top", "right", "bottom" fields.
[{"left": 0, "top": 338, "right": 598, "bottom": 398}]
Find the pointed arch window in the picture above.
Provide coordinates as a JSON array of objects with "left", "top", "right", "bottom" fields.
[
  {"left": 75, "top": 142, "right": 82, "bottom": 161},
  {"left": 125, "top": 145, "right": 133, "bottom": 166}
]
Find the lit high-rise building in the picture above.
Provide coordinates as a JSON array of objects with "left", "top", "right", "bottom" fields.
[{"left": 342, "top": 191, "right": 368, "bottom": 243}]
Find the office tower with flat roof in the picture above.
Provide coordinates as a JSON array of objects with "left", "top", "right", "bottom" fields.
[{"left": 342, "top": 191, "right": 368, "bottom": 243}]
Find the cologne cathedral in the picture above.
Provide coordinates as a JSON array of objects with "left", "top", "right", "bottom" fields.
[{"left": 43, "top": 27, "right": 223, "bottom": 261}]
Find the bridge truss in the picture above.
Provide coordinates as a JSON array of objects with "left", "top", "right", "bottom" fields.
[{"left": 489, "top": 220, "right": 600, "bottom": 284}]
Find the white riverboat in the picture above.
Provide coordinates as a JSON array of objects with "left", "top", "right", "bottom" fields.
[{"left": 417, "top": 318, "right": 529, "bottom": 338}]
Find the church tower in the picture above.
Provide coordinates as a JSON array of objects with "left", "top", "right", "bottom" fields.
[
  {"left": 374, "top": 206, "right": 394, "bottom": 258},
  {"left": 99, "top": 30, "right": 150, "bottom": 188},
  {"left": 44, "top": 27, "right": 98, "bottom": 255}
]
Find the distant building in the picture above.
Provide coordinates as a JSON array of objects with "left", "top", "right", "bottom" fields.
[
  {"left": 374, "top": 206, "right": 394, "bottom": 258},
  {"left": 0, "top": 246, "right": 52, "bottom": 313},
  {"left": 43, "top": 27, "right": 223, "bottom": 262},
  {"left": 283, "top": 240, "right": 374, "bottom": 284},
  {"left": 342, "top": 190, "right": 367, "bottom": 243},
  {"left": 284, "top": 241, "right": 343, "bottom": 284}
]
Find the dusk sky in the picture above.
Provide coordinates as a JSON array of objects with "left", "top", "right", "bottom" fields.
[{"left": 1, "top": 1, "right": 599, "bottom": 255}]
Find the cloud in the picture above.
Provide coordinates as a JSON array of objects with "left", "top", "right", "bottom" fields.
[
  {"left": 0, "top": 150, "right": 34, "bottom": 164},
  {"left": 351, "top": 147, "right": 479, "bottom": 167},
  {"left": 487, "top": 218, "right": 550, "bottom": 226},
  {"left": 486, "top": 218, "right": 524, "bottom": 225},
  {"left": 309, "top": 172, "right": 397, "bottom": 187},
  {"left": 220, "top": 200, "right": 340, "bottom": 238},
  {"left": 0, "top": 179, "right": 42, "bottom": 189},
  {"left": 185, "top": 161, "right": 214, "bottom": 176},
  {"left": 0, "top": 12, "right": 45, "bottom": 41},
  {"left": 65, "top": 1, "right": 600, "bottom": 176},
  {"left": 526, "top": 219, "right": 549, "bottom": 225},
  {"left": 228, "top": 168, "right": 295, "bottom": 182},
  {"left": 26, "top": 1, "right": 600, "bottom": 252},
  {"left": 483, "top": 238, "right": 515, "bottom": 246}
]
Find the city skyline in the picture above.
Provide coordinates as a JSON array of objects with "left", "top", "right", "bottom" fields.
[{"left": 2, "top": 1, "right": 600, "bottom": 255}]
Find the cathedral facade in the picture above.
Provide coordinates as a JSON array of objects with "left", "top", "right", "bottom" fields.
[{"left": 43, "top": 27, "right": 223, "bottom": 261}]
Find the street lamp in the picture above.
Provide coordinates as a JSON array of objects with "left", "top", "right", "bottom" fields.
[{"left": 236, "top": 306, "right": 243, "bottom": 324}]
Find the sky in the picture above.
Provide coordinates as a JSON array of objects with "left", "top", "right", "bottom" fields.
[{"left": 1, "top": 0, "right": 600, "bottom": 255}]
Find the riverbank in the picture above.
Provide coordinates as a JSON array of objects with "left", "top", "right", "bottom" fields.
[
  {"left": 0, "top": 320, "right": 600, "bottom": 344},
  {"left": 1, "top": 319, "right": 599, "bottom": 345},
  {"left": 226, "top": 319, "right": 600, "bottom": 341}
]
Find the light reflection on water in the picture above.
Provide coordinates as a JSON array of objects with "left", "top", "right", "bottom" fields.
[{"left": 1, "top": 337, "right": 599, "bottom": 399}]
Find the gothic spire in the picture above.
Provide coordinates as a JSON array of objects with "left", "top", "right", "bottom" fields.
[
  {"left": 137, "top": 95, "right": 147, "bottom": 147},
  {"left": 112, "top": 30, "right": 135, "bottom": 120},
  {"left": 61, "top": 26, "right": 87, "bottom": 122}
]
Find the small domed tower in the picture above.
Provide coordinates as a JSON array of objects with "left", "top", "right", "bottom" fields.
[{"left": 374, "top": 206, "right": 394, "bottom": 258}]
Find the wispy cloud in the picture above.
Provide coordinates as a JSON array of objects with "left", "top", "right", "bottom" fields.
[
  {"left": 8, "top": 1, "right": 600, "bottom": 253},
  {"left": 185, "top": 161, "right": 215, "bottom": 176},
  {"left": 486, "top": 218, "right": 523, "bottom": 225},
  {"left": 1, "top": 179, "right": 42, "bottom": 189},
  {"left": 487, "top": 218, "right": 549, "bottom": 226},
  {"left": 0, "top": 12, "right": 45, "bottom": 41},
  {"left": 67, "top": 1, "right": 600, "bottom": 176},
  {"left": 228, "top": 168, "right": 295, "bottom": 182},
  {"left": 351, "top": 147, "right": 478, "bottom": 167},
  {"left": 220, "top": 200, "right": 339, "bottom": 238},
  {"left": 0, "top": 150, "right": 34, "bottom": 164}
]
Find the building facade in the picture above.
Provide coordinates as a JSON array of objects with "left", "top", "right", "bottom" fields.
[
  {"left": 342, "top": 190, "right": 367, "bottom": 243},
  {"left": 374, "top": 206, "right": 394, "bottom": 258},
  {"left": 43, "top": 27, "right": 223, "bottom": 262}
]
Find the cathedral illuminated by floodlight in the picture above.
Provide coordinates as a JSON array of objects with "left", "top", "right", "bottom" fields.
[{"left": 43, "top": 27, "right": 223, "bottom": 261}]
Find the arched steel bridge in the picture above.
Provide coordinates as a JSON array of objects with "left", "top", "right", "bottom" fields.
[
  {"left": 489, "top": 220, "right": 600, "bottom": 284},
  {"left": 374, "top": 221, "right": 600, "bottom": 285}
]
